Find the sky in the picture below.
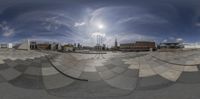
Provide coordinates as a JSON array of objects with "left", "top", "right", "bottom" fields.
[{"left": 0, "top": 0, "right": 200, "bottom": 46}]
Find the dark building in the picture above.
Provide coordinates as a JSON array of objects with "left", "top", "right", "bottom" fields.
[
  {"left": 112, "top": 38, "right": 119, "bottom": 50},
  {"left": 77, "top": 43, "right": 82, "bottom": 49},
  {"left": 37, "top": 44, "right": 51, "bottom": 50},
  {"left": 94, "top": 44, "right": 101, "bottom": 50},
  {"left": 30, "top": 41, "right": 37, "bottom": 50},
  {"left": 115, "top": 38, "right": 118, "bottom": 48},
  {"left": 120, "top": 41, "right": 156, "bottom": 51}
]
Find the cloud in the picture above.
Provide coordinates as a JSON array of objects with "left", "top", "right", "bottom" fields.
[
  {"left": 163, "top": 39, "right": 167, "bottom": 43},
  {"left": 0, "top": 21, "right": 15, "bottom": 37},
  {"left": 117, "top": 14, "right": 168, "bottom": 25},
  {"left": 176, "top": 38, "right": 184, "bottom": 43},
  {"left": 195, "top": 23, "right": 200, "bottom": 27},
  {"left": 162, "top": 37, "right": 184, "bottom": 43},
  {"left": 74, "top": 22, "right": 85, "bottom": 27}
]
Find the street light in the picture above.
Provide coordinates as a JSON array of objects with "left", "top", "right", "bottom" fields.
[{"left": 96, "top": 23, "right": 105, "bottom": 54}]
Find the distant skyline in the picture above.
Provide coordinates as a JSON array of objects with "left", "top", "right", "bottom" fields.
[{"left": 0, "top": 0, "right": 200, "bottom": 46}]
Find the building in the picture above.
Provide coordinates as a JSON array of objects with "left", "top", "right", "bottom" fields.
[
  {"left": 0, "top": 43, "right": 13, "bottom": 48},
  {"left": 120, "top": 43, "right": 135, "bottom": 51},
  {"left": 0, "top": 44, "right": 8, "bottom": 48},
  {"left": 57, "top": 44, "right": 62, "bottom": 51},
  {"left": 17, "top": 39, "right": 30, "bottom": 50},
  {"left": 120, "top": 41, "right": 156, "bottom": 51},
  {"left": 94, "top": 44, "right": 102, "bottom": 50},
  {"left": 134, "top": 41, "right": 156, "bottom": 51},
  {"left": 82, "top": 46, "right": 93, "bottom": 50},
  {"left": 30, "top": 41, "right": 37, "bottom": 50},
  {"left": 159, "top": 42, "right": 183, "bottom": 49},
  {"left": 77, "top": 43, "right": 82, "bottom": 49},
  {"left": 183, "top": 43, "right": 200, "bottom": 49},
  {"left": 50, "top": 43, "right": 57, "bottom": 51},
  {"left": 112, "top": 38, "right": 119, "bottom": 50},
  {"left": 37, "top": 44, "right": 51, "bottom": 50},
  {"left": 62, "top": 44, "right": 74, "bottom": 52},
  {"left": 115, "top": 38, "right": 118, "bottom": 48}
]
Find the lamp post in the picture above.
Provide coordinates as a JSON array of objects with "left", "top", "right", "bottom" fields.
[{"left": 95, "top": 23, "right": 105, "bottom": 58}]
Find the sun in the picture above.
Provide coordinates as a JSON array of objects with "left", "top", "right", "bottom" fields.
[{"left": 97, "top": 23, "right": 104, "bottom": 29}]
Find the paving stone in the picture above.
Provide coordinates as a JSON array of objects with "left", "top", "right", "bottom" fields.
[
  {"left": 184, "top": 66, "right": 199, "bottom": 72},
  {"left": 178, "top": 71, "right": 200, "bottom": 83},
  {"left": 14, "top": 64, "right": 28, "bottom": 72},
  {"left": 0, "top": 64, "right": 9, "bottom": 70},
  {"left": 43, "top": 73, "right": 74, "bottom": 89},
  {"left": 80, "top": 72, "right": 102, "bottom": 81},
  {"left": 139, "top": 64, "right": 157, "bottom": 77},
  {"left": 24, "top": 66, "right": 42, "bottom": 76},
  {"left": 0, "top": 68, "right": 21, "bottom": 81},
  {"left": 18, "top": 60, "right": 31, "bottom": 65},
  {"left": 105, "top": 75, "right": 137, "bottom": 91},
  {"left": 0, "top": 60, "right": 5, "bottom": 64},
  {"left": 169, "top": 64, "right": 184, "bottom": 71},
  {"left": 96, "top": 66, "right": 108, "bottom": 72},
  {"left": 0, "top": 75, "right": 6, "bottom": 83},
  {"left": 137, "top": 75, "right": 174, "bottom": 90},
  {"left": 99, "top": 70, "right": 117, "bottom": 80},
  {"left": 42, "top": 67, "right": 59, "bottom": 76},
  {"left": 72, "top": 65, "right": 86, "bottom": 71},
  {"left": 122, "top": 69, "right": 138, "bottom": 77},
  {"left": 84, "top": 66, "right": 97, "bottom": 72},
  {"left": 111, "top": 67, "right": 126, "bottom": 74},
  {"left": 186, "top": 60, "right": 197, "bottom": 65},
  {"left": 105, "top": 64, "right": 117, "bottom": 70},
  {"left": 9, "top": 74, "right": 44, "bottom": 89},
  {"left": 64, "top": 68, "right": 82, "bottom": 78},
  {"left": 6, "top": 61, "right": 18, "bottom": 67},
  {"left": 159, "top": 69, "right": 182, "bottom": 81},
  {"left": 152, "top": 65, "right": 170, "bottom": 74},
  {"left": 197, "top": 65, "right": 200, "bottom": 70},
  {"left": 41, "top": 62, "right": 52, "bottom": 68},
  {"left": 128, "top": 64, "right": 140, "bottom": 70},
  {"left": 47, "top": 81, "right": 130, "bottom": 97},
  {"left": 29, "top": 62, "right": 42, "bottom": 68}
]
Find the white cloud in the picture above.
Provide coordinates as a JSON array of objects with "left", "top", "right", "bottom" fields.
[
  {"left": 162, "top": 37, "right": 184, "bottom": 43},
  {"left": 196, "top": 23, "right": 200, "bottom": 27},
  {"left": 176, "top": 38, "right": 184, "bottom": 43},
  {"left": 0, "top": 22, "right": 15, "bottom": 37},
  {"left": 117, "top": 14, "right": 168, "bottom": 25},
  {"left": 163, "top": 39, "right": 167, "bottom": 43},
  {"left": 42, "top": 16, "right": 74, "bottom": 31},
  {"left": 74, "top": 22, "right": 85, "bottom": 27}
]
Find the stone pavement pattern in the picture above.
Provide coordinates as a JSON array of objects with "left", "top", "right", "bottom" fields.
[{"left": 0, "top": 49, "right": 200, "bottom": 99}]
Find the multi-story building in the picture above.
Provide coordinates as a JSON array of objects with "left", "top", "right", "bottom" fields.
[
  {"left": 37, "top": 43, "right": 51, "bottom": 50},
  {"left": 120, "top": 41, "right": 156, "bottom": 51}
]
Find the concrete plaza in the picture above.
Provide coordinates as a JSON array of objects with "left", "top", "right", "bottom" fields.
[{"left": 0, "top": 49, "right": 200, "bottom": 99}]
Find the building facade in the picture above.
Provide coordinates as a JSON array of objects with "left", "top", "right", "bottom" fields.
[
  {"left": 183, "top": 43, "right": 200, "bottom": 49},
  {"left": 62, "top": 44, "right": 74, "bottom": 52},
  {"left": 120, "top": 41, "right": 156, "bottom": 51},
  {"left": 159, "top": 42, "right": 183, "bottom": 49},
  {"left": 37, "top": 44, "right": 51, "bottom": 50}
]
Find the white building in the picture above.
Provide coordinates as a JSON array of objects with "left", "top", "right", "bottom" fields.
[
  {"left": 8, "top": 43, "right": 13, "bottom": 48},
  {"left": 183, "top": 43, "right": 200, "bottom": 49},
  {"left": 63, "top": 45, "right": 74, "bottom": 52},
  {"left": 17, "top": 39, "right": 30, "bottom": 50},
  {"left": 0, "top": 43, "right": 13, "bottom": 48}
]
